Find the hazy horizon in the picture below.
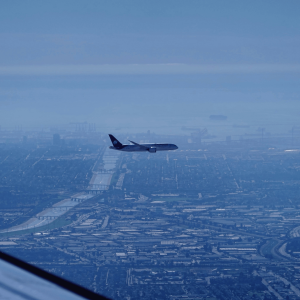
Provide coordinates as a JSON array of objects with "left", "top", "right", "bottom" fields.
[
  {"left": 1, "top": 1, "right": 300, "bottom": 138},
  {"left": 1, "top": 72, "right": 299, "bottom": 140}
]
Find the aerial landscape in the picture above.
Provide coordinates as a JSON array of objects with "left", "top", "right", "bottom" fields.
[
  {"left": 1, "top": 1, "right": 300, "bottom": 299},
  {"left": 0, "top": 128, "right": 299, "bottom": 299}
]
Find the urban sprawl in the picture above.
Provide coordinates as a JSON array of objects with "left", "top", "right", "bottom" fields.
[{"left": 0, "top": 128, "right": 300, "bottom": 300}]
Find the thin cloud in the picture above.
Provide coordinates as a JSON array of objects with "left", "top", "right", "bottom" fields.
[{"left": 0, "top": 64, "right": 300, "bottom": 76}]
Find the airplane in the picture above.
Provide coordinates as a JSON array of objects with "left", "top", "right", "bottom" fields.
[{"left": 108, "top": 134, "right": 178, "bottom": 153}]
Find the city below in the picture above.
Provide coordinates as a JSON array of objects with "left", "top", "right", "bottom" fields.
[{"left": 0, "top": 127, "right": 299, "bottom": 300}]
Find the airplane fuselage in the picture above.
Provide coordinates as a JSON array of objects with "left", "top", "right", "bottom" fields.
[
  {"left": 109, "top": 143, "right": 178, "bottom": 152},
  {"left": 108, "top": 134, "right": 178, "bottom": 153}
]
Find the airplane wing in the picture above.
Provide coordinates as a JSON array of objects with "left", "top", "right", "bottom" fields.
[
  {"left": 128, "top": 140, "right": 149, "bottom": 149},
  {"left": 0, "top": 251, "right": 109, "bottom": 300}
]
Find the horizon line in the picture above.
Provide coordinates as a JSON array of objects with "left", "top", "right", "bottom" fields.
[{"left": 0, "top": 63, "right": 300, "bottom": 76}]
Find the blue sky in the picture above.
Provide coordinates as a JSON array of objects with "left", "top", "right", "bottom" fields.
[
  {"left": 1, "top": 1, "right": 300, "bottom": 65},
  {"left": 0, "top": 1, "right": 300, "bottom": 135}
]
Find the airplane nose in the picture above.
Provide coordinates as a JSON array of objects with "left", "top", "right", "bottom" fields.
[{"left": 174, "top": 145, "right": 178, "bottom": 150}]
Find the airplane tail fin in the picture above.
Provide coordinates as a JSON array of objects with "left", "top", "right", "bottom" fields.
[{"left": 109, "top": 134, "right": 123, "bottom": 148}]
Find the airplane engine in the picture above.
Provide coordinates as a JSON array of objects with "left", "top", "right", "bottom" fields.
[{"left": 148, "top": 147, "right": 156, "bottom": 153}]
